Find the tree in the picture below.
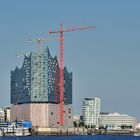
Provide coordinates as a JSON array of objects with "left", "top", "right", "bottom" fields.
[
  {"left": 73, "top": 121, "right": 77, "bottom": 127},
  {"left": 79, "top": 121, "right": 84, "bottom": 127}
]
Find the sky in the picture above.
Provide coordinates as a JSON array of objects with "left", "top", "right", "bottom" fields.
[{"left": 0, "top": 0, "right": 140, "bottom": 120}]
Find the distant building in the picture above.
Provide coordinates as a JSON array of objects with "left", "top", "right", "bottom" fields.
[
  {"left": 82, "top": 97, "right": 101, "bottom": 128},
  {"left": 99, "top": 112, "right": 136, "bottom": 129},
  {"left": 0, "top": 108, "right": 5, "bottom": 122},
  {"left": 10, "top": 47, "right": 73, "bottom": 128},
  {"left": 73, "top": 115, "right": 80, "bottom": 122},
  {"left": 73, "top": 115, "right": 80, "bottom": 127},
  {"left": 73, "top": 115, "right": 85, "bottom": 127},
  {"left": 0, "top": 107, "right": 10, "bottom": 122},
  {"left": 4, "top": 107, "right": 10, "bottom": 122}
]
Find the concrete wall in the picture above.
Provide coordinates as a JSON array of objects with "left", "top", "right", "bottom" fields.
[{"left": 11, "top": 103, "right": 73, "bottom": 128}]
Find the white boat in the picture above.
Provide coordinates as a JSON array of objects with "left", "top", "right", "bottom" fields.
[
  {"left": 134, "top": 133, "right": 140, "bottom": 136},
  {"left": 15, "top": 127, "right": 31, "bottom": 136}
]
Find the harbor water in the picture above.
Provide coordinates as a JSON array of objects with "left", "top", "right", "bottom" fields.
[{"left": 0, "top": 135, "right": 140, "bottom": 140}]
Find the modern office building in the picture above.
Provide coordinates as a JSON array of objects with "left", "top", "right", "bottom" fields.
[
  {"left": 10, "top": 47, "right": 73, "bottom": 128},
  {"left": 82, "top": 97, "right": 101, "bottom": 128},
  {"left": 99, "top": 112, "right": 136, "bottom": 129}
]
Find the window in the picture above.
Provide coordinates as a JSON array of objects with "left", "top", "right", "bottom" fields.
[{"left": 69, "top": 108, "right": 71, "bottom": 113}]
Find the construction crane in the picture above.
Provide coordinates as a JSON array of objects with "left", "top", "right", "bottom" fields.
[
  {"left": 28, "top": 37, "right": 58, "bottom": 49},
  {"left": 49, "top": 24, "right": 96, "bottom": 127},
  {"left": 55, "top": 63, "right": 59, "bottom": 103}
]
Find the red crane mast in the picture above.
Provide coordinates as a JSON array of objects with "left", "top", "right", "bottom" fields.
[
  {"left": 55, "top": 63, "right": 58, "bottom": 103},
  {"left": 50, "top": 24, "right": 96, "bottom": 127}
]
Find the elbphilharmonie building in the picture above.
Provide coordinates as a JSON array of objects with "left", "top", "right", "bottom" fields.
[{"left": 10, "top": 47, "right": 73, "bottom": 128}]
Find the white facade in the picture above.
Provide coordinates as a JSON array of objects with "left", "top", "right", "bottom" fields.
[
  {"left": 83, "top": 97, "right": 101, "bottom": 128},
  {"left": 0, "top": 108, "right": 5, "bottom": 122},
  {"left": 99, "top": 112, "right": 136, "bottom": 129}
]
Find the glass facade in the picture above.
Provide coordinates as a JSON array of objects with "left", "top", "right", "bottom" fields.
[{"left": 11, "top": 47, "right": 72, "bottom": 105}]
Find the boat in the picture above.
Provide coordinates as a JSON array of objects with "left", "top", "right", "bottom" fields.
[
  {"left": 0, "top": 121, "right": 32, "bottom": 136},
  {"left": 15, "top": 127, "right": 31, "bottom": 136},
  {"left": 2, "top": 126, "right": 31, "bottom": 136},
  {"left": 134, "top": 133, "right": 140, "bottom": 136}
]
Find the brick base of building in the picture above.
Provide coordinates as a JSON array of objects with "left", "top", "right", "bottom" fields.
[{"left": 10, "top": 103, "right": 73, "bottom": 128}]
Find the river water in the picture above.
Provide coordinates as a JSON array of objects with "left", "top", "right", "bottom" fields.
[{"left": 0, "top": 135, "right": 140, "bottom": 140}]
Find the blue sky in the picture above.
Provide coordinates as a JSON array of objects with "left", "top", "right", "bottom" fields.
[{"left": 0, "top": 0, "right": 140, "bottom": 119}]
